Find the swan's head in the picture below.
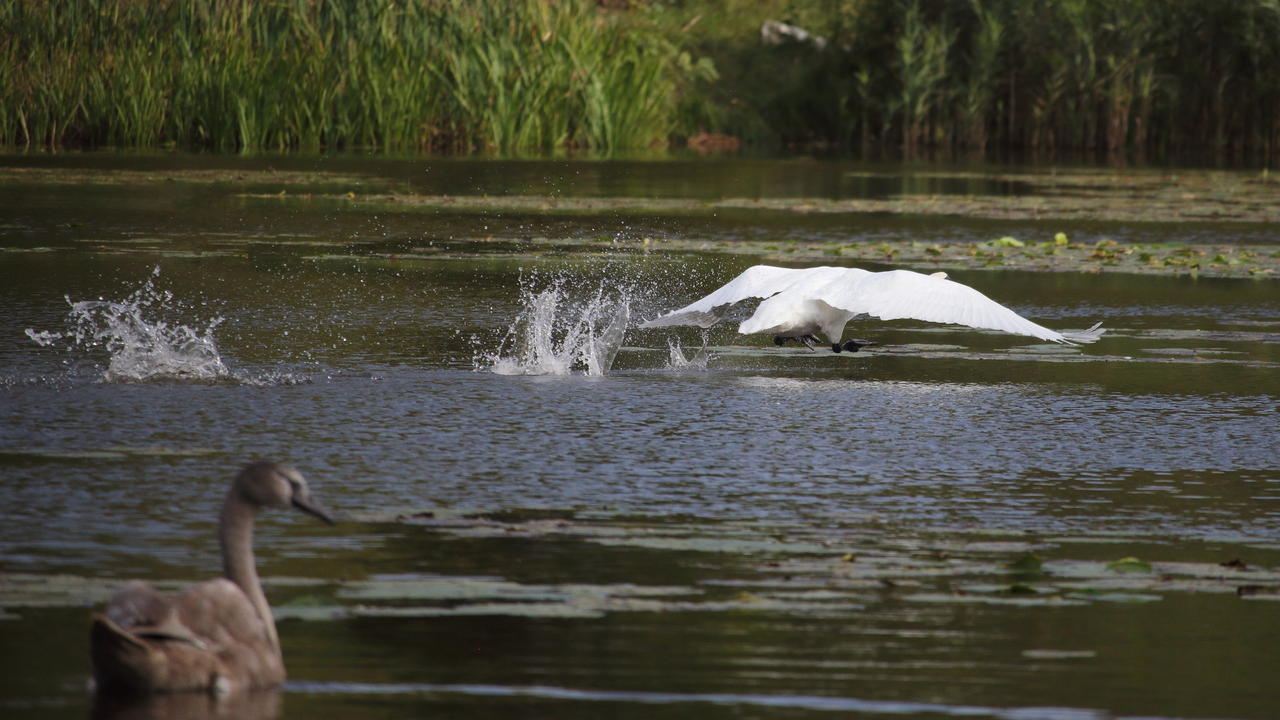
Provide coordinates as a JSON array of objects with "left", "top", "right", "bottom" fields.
[{"left": 234, "top": 461, "right": 335, "bottom": 524}]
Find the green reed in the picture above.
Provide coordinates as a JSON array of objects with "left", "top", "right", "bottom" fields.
[
  {"left": 652, "top": 0, "right": 1280, "bottom": 161},
  {"left": 4, "top": 0, "right": 1279, "bottom": 159},
  {"left": 0, "top": 0, "right": 686, "bottom": 153}
]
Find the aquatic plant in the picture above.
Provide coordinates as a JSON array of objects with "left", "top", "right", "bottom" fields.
[
  {"left": 654, "top": 0, "right": 1280, "bottom": 160},
  {"left": 7, "top": 0, "right": 1280, "bottom": 159},
  {"left": 958, "top": 0, "right": 1003, "bottom": 153},
  {"left": 0, "top": 0, "right": 694, "bottom": 153},
  {"left": 894, "top": 2, "right": 954, "bottom": 154}
]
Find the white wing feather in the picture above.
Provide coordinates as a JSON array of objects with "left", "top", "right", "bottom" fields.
[
  {"left": 641, "top": 265, "right": 1104, "bottom": 345},
  {"left": 816, "top": 269, "right": 1076, "bottom": 342},
  {"left": 639, "top": 266, "right": 863, "bottom": 328}
]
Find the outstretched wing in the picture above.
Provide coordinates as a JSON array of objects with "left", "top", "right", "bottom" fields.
[
  {"left": 812, "top": 269, "right": 1103, "bottom": 344},
  {"left": 640, "top": 265, "right": 863, "bottom": 329}
]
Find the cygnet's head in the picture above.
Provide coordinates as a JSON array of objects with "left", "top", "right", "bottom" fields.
[{"left": 233, "top": 461, "right": 334, "bottom": 524}]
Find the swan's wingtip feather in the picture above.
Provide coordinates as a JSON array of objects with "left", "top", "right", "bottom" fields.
[{"left": 1061, "top": 322, "right": 1106, "bottom": 344}]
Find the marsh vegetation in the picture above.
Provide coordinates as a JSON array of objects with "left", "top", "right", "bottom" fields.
[{"left": 4, "top": 0, "right": 1280, "bottom": 160}]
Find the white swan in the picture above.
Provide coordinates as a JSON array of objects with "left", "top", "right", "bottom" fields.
[{"left": 640, "top": 265, "right": 1104, "bottom": 352}]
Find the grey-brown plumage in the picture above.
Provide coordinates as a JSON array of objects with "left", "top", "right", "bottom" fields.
[{"left": 90, "top": 462, "right": 334, "bottom": 695}]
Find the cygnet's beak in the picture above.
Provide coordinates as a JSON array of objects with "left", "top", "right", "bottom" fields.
[{"left": 292, "top": 492, "right": 336, "bottom": 524}]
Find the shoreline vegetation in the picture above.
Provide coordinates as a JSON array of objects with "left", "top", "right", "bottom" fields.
[{"left": 3, "top": 0, "right": 1280, "bottom": 161}]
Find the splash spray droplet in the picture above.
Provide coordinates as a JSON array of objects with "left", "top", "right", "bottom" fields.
[
  {"left": 481, "top": 272, "right": 632, "bottom": 377},
  {"left": 666, "top": 331, "right": 711, "bottom": 371},
  {"left": 25, "top": 267, "right": 230, "bottom": 383}
]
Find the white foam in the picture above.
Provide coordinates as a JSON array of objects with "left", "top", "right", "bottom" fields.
[
  {"left": 482, "top": 274, "right": 632, "bottom": 377},
  {"left": 25, "top": 266, "right": 231, "bottom": 383}
]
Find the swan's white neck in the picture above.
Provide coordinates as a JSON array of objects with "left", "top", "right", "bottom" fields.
[{"left": 220, "top": 491, "right": 281, "bottom": 655}]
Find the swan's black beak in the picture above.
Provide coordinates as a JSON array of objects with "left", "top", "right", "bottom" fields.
[{"left": 293, "top": 494, "right": 336, "bottom": 524}]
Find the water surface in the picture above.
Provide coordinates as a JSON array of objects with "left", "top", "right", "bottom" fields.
[{"left": 1, "top": 153, "right": 1278, "bottom": 720}]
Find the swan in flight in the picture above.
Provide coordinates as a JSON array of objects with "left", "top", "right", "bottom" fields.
[{"left": 640, "top": 265, "right": 1104, "bottom": 352}]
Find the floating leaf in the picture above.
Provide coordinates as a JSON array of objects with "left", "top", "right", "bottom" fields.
[{"left": 1106, "top": 557, "right": 1154, "bottom": 574}]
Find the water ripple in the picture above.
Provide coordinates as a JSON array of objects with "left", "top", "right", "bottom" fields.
[{"left": 288, "top": 681, "right": 1142, "bottom": 720}]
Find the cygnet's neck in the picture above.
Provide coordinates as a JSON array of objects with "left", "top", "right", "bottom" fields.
[{"left": 220, "top": 490, "right": 281, "bottom": 654}]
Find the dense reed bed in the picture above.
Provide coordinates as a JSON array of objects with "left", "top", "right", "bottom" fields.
[
  {"left": 0, "top": 0, "right": 697, "bottom": 153},
  {"left": 2, "top": 0, "right": 1279, "bottom": 159},
  {"left": 681, "top": 0, "right": 1280, "bottom": 161}
]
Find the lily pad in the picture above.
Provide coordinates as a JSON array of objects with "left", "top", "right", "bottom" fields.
[{"left": 1106, "top": 557, "right": 1154, "bottom": 574}]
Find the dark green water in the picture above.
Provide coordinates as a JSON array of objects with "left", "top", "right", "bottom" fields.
[{"left": 1, "top": 153, "right": 1278, "bottom": 719}]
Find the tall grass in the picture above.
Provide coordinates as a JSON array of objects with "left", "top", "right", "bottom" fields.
[
  {"left": 0, "top": 0, "right": 691, "bottom": 153},
  {"left": 895, "top": 1, "right": 953, "bottom": 154},
  {"left": 5, "top": 0, "right": 1280, "bottom": 160},
  {"left": 657, "top": 0, "right": 1280, "bottom": 161},
  {"left": 959, "top": 0, "right": 1002, "bottom": 153}
]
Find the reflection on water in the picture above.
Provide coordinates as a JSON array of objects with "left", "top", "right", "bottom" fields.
[
  {"left": 1, "top": 154, "right": 1278, "bottom": 720},
  {"left": 91, "top": 689, "right": 281, "bottom": 720},
  {"left": 289, "top": 680, "right": 1100, "bottom": 719}
]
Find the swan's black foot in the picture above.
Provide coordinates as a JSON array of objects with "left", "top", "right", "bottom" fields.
[
  {"left": 832, "top": 340, "right": 866, "bottom": 353},
  {"left": 774, "top": 335, "right": 822, "bottom": 351}
]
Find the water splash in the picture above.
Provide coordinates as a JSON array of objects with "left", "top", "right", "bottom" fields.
[
  {"left": 484, "top": 274, "right": 632, "bottom": 376},
  {"left": 26, "top": 267, "right": 232, "bottom": 383},
  {"left": 666, "top": 334, "right": 711, "bottom": 371}
]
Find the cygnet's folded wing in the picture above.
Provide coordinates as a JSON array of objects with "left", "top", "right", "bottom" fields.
[
  {"left": 811, "top": 269, "right": 1103, "bottom": 344},
  {"left": 640, "top": 265, "right": 862, "bottom": 329}
]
